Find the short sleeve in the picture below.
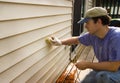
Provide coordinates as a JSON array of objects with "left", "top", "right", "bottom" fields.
[
  {"left": 78, "top": 33, "right": 93, "bottom": 46},
  {"left": 109, "top": 36, "right": 120, "bottom": 61}
]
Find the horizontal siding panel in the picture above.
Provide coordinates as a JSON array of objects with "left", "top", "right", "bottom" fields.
[
  {"left": 0, "top": 2, "right": 72, "bottom": 21},
  {"left": 38, "top": 49, "right": 70, "bottom": 83},
  {"left": 9, "top": 32, "right": 71, "bottom": 83},
  {"left": 0, "top": 0, "right": 72, "bottom": 83},
  {"left": 0, "top": 46, "right": 64, "bottom": 83},
  {"left": 0, "top": 45, "right": 55, "bottom": 74},
  {"left": 47, "top": 60, "right": 69, "bottom": 83},
  {"left": 8, "top": 30, "right": 70, "bottom": 83},
  {"left": 0, "top": 20, "right": 71, "bottom": 57},
  {"left": 0, "top": 27, "right": 71, "bottom": 73},
  {"left": 11, "top": 47, "right": 68, "bottom": 83},
  {"left": 0, "top": 14, "right": 71, "bottom": 39},
  {"left": 27, "top": 47, "right": 69, "bottom": 83},
  {"left": 0, "top": 0, "right": 72, "bottom": 7}
]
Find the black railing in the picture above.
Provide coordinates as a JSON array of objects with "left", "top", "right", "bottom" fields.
[
  {"left": 71, "top": 0, "right": 85, "bottom": 52},
  {"left": 96, "top": 0, "right": 120, "bottom": 18},
  {"left": 72, "top": 0, "right": 85, "bottom": 37}
]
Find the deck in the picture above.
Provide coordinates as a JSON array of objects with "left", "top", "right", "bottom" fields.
[
  {"left": 75, "top": 46, "right": 98, "bottom": 83},
  {"left": 56, "top": 45, "right": 98, "bottom": 83}
]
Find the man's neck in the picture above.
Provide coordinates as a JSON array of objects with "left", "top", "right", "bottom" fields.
[{"left": 95, "top": 25, "right": 109, "bottom": 39}]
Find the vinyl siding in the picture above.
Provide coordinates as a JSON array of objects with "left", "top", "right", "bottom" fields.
[
  {"left": 83, "top": 0, "right": 95, "bottom": 32},
  {"left": 0, "top": 0, "right": 72, "bottom": 83},
  {"left": 85, "top": 0, "right": 94, "bottom": 11}
]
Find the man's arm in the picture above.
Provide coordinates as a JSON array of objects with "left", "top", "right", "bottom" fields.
[
  {"left": 88, "top": 61, "right": 120, "bottom": 72},
  {"left": 61, "top": 37, "right": 80, "bottom": 45},
  {"left": 75, "top": 61, "right": 120, "bottom": 72},
  {"left": 49, "top": 36, "right": 80, "bottom": 46}
]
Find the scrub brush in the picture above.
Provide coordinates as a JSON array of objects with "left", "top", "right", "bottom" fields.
[{"left": 45, "top": 37, "right": 53, "bottom": 46}]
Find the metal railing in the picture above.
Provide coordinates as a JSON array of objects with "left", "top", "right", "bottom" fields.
[{"left": 96, "top": 0, "right": 120, "bottom": 18}]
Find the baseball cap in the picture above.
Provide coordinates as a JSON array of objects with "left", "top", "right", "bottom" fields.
[{"left": 77, "top": 7, "right": 108, "bottom": 24}]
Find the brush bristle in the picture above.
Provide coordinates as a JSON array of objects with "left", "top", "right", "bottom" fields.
[{"left": 45, "top": 38, "right": 52, "bottom": 45}]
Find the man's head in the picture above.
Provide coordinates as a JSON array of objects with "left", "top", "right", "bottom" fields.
[
  {"left": 78, "top": 7, "right": 111, "bottom": 35},
  {"left": 78, "top": 7, "right": 111, "bottom": 24}
]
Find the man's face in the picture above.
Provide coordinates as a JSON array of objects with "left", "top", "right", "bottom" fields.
[{"left": 85, "top": 19, "right": 99, "bottom": 35}]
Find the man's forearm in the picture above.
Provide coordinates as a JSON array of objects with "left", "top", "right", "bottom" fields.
[
  {"left": 61, "top": 37, "right": 79, "bottom": 45},
  {"left": 87, "top": 61, "right": 120, "bottom": 72}
]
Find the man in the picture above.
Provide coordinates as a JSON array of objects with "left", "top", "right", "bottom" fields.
[{"left": 49, "top": 7, "right": 120, "bottom": 83}]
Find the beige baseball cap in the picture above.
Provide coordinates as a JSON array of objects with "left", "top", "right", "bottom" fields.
[{"left": 78, "top": 7, "right": 108, "bottom": 24}]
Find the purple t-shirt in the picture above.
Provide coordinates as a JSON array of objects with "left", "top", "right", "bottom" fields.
[{"left": 79, "top": 27, "right": 120, "bottom": 62}]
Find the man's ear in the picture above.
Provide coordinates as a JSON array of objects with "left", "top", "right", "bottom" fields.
[{"left": 97, "top": 19, "right": 102, "bottom": 24}]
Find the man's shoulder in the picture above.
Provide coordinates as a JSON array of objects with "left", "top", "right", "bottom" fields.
[
  {"left": 108, "top": 27, "right": 120, "bottom": 42},
  {"left": 109, "top": 26, "right": 120, "bottom": 32},
  {"left": 109, "top": 27, "right": 120, "bottom": 37}
]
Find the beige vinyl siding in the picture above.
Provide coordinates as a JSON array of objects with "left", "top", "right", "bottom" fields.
[
  {"left": 0, "top": 3, "right": 71, "bottom": 21},
  {"left": 0, "top": 0, "right": 72, "bottom": 83},
  {"left": 83, "top": 0, "right": 95, "bottom": 32},
  {"left": 85, "top": 0, "right": 94, "bottom": 11}
]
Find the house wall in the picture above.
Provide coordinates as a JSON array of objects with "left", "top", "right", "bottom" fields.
[
  {"left": 0, "top": 0, "right": 72, "bottom": 83},
  {"left": 83, "top": 0, "right": 95, "bottom": 32},
  {"left": 85, "top": 0, "right": 95, "bottom": 11}
]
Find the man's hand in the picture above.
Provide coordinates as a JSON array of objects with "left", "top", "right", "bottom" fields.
[
  {"left": 49, "top": 37, "right": 62, "bottom": 46},
  {"left": 75, "top": 61, "right": 90, "bottom": 70}
]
